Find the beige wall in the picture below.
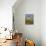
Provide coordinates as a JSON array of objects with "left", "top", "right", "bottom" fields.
[
  {"left": 13, "top": 0, "right": 41, "bottom": 46},
  {"left": 41, "top": 0, "right": 46, "bottom": 46},
  {"left": 0, "top": 0, "right": 46, "bottom": 46},
  {"left": 0, "top": 0, "right": 16, "bottom": 29}
]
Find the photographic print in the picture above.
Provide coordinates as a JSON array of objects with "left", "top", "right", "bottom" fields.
[{"left": 25, "top": 14, "right": 34, "bottom": 25}]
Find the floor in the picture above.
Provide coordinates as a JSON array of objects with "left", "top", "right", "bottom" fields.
[
  {"left": 0, "top": 33, "right": 23, "bottom": 46},
  {"left": 0, "top": 39, "right": 16, "bottom": 46}
]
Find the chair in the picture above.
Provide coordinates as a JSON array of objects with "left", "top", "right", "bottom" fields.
[
  {"left": 14, "top": 33, "right": 23, "bottom": 46},
  {"left": 25, "top": 40, "right": 35, "bottom": 46}
]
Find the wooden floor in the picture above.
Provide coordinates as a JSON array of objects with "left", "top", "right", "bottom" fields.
[
  {"left": 0, "top": 39, "right": 16, "bottom": 46},
  {"left": 0, "top": 33, "right": 23, "bottom": 46}
]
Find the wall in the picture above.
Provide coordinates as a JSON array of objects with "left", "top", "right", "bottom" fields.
[
  {"left": 13, "top": 0, "right": 41, "bottom": 46},
  {"left": 0, "top": 0, "right": 16, "bottom": 30},
  {"left": 0, "top": 0, "right": 46, "bottom": 46},
  {"left": 41, "top": 0, "right": 46, "bottom": 46}
]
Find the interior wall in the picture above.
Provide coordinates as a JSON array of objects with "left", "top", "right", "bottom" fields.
[
  {"left": 0, "top": 0, "right": 46, "bottom": 46},
  {"left": 13, "top": 0, "right": 41, "bottom": 46},
  {"left": 41, "top": 0, "right": 46, "bottom": 46},
  {"left": 0, "top": 0, "right": 16, "bottom": 29}
]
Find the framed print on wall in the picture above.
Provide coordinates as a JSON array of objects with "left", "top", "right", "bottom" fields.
[{"left": 25, "top": 14, "right": 34, "bottom": 25}]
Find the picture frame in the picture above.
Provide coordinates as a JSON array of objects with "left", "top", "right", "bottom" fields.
[{"left": 25, "top": 14, "right": 34, "bottom": 25}]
